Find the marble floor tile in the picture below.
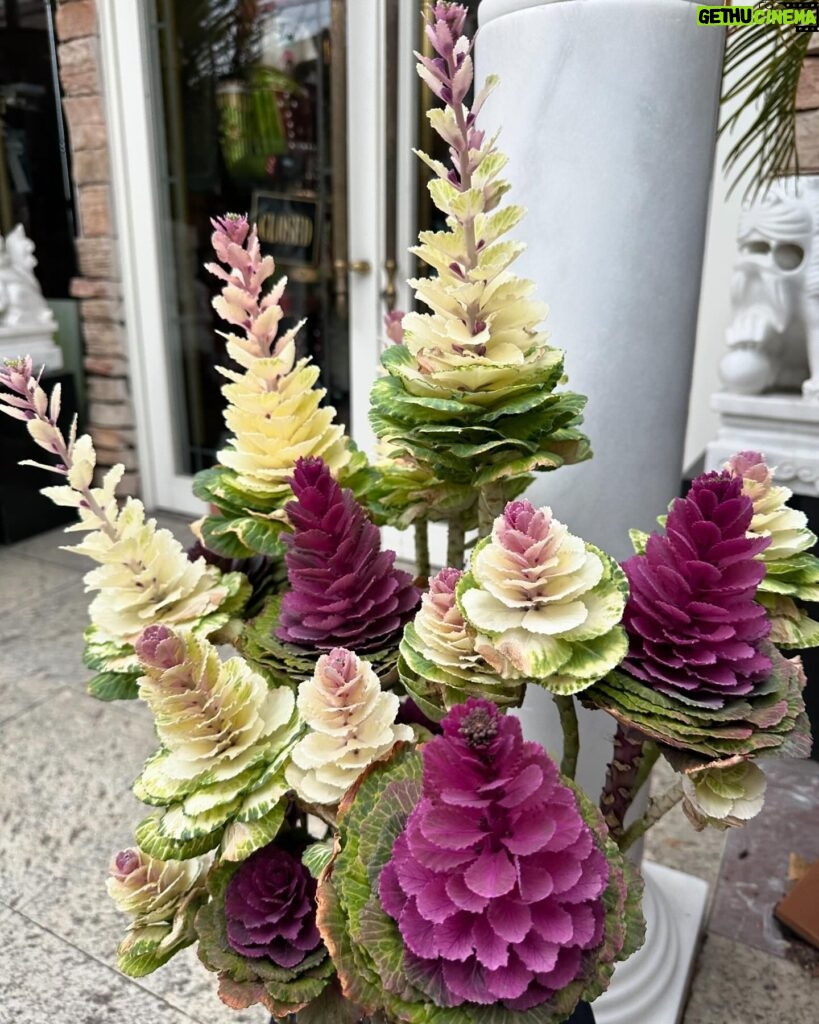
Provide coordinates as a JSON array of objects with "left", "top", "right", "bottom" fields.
[
  {"left": 0, "top": 576, "right": 92, "bottom": 691},
  {"left": 708, "top": 756, "right": 819, "bottom": 959},
  {"left": 0, "top": 669, "right": 62, "bottom": 727},
  {"left": 9, "top": 525, "right": 90, "bottom": 571},
  {"left": 682, "top": 933, "right": 818, "bottom": 1024},
  {"left": 0, "top": 553, "right": 81, "bottom": 614},
  {"left": 0, "top": 687, "right": 156, "bottom": 909},
  {"left": 0, "top": 903, "right": 199, "bottom": 1024}
]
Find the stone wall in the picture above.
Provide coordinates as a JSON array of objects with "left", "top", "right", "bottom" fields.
[
  {"left": 797, "top": 35, "right": 819, "bottom": 172},
  {"left": 55, "top": 0, "right": 140, "bottom": 492}
]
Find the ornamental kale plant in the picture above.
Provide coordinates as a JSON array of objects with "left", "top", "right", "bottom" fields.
[{"left": 0, "top": 4, "right": 815, "bottom": 1022}]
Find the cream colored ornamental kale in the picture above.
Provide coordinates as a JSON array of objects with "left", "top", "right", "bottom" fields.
[
  {"left": 725, "top": 451, "right": 819, "bottom": 650},
  {"left": 286, "top": 647, "right": 414, "bottom": 806},
  {"left": 398, "top": 566, "right": 524, "bottom": 718},
  {"left": 458, "top": 499, "right": 628, "bottom": 693},
  {"left": 680, "top": 761, "right": 767, "bottom": 832},
  {"left": 107, "top": 846, "right": 210, "bottom": 977},
  {"left": 0, "top": 358, "right": 249, "bottom": 701},
  {"left": 193, "top": 215, "right": 353, "bottom": 559},
  {"left": 370, "top": 21, "right": 590, "bottom": 538},
  {"left": 132, "top": 625, "right": 299, "bottom": 862}
]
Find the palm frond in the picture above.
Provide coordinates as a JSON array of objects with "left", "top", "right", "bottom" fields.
[{"left": 720, "top": 11, "right": 811, "bottom": 198}]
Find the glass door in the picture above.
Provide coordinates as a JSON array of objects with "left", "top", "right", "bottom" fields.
[
  {"left": 150, "top": 0, "right": 352, "bottom": 477},
  {"left": 99, "top": 0, "right": 401, "bottom": 514}
]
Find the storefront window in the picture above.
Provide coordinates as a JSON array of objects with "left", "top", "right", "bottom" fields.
[{"left": 150, "top": 0, "right": 348, "bottom": 476}]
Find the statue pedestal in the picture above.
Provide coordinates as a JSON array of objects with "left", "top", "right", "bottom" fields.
[
  {"left": 706, "top": 392, "right": 819, "bottom": 496},
  {"left": 0, "top": 324, "right": 62, "bottom": 373},
  {"left": 593, "top": 862, "right": 708, "bottom": 1024}
]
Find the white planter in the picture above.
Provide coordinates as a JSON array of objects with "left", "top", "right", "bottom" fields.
[{"left": 477, "top": 2, "right": 721, "bottom": 1020}]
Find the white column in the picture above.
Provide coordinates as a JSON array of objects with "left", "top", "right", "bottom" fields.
[{"left": 477, "top": 2, "right": 718, "bottom": 1020}]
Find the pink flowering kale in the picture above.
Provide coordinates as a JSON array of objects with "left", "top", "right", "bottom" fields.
[
  {"left": 378, "top": 700, "right": 611, "bottom": 1011},
  {"left": 316, "top": 699, "right": 643, "bottom": 1023},
  {"left": 277, "top": 457, "right": 420, "bottom": 650},
  {"left": 224, "top": 845, "right": 322, "bottom": 968},
  {"left": 621, "top": 471, "right": 772, "bottom": 707}
]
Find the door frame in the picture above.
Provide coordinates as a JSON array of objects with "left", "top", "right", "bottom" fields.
[{"left": 97, "top": 0, "right": 402, "bottom": 516}]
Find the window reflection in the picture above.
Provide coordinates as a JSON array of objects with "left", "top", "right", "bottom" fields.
[{"left": 152, "top": 0, "right": 348, "bottom": 476}]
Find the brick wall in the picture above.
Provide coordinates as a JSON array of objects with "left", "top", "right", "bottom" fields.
[
  {"left": 797, "top": 35, "right": 819, "bottom": 171},
  {"left": 55, "top": 0, "right": 140, "bottom": 494}
]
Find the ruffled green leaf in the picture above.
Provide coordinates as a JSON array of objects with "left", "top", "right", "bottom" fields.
[
  {"left": 303, "top": 839, "right": 335, "bottom": 880},
  {"left": 220, "top": 799, "right": 287, "bottom": 862},
  {"left": 135, "top": 812, "right": 223, "bottom": 861},
  {"left": 759, "top": 592, "right": 819, "bottom": 650},
  {"left": 87, "top": 669, "right": 140, "bottom": 702},
  {"left": 240, "top": 594, "right": 402, "bottom": 689},
  {"left": 629, "top": 529, "right": 650, "bottom": 556},
  {"left": 116, "top": 924, "right": 183, "bottom": 978},
  {"left": 586, "top": 646, "right": 811, "bottom": 763}
]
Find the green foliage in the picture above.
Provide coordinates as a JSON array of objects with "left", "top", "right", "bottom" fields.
[
  {"left": 371, "top": 346, "right": 590, "bottom": 490},
  {"left": 759, "top": 592, "right": 819, "bottom": 650},
  {"left": 721, "top": 12, "right": 811, "bottom": 195},
  {"left": 87, "top": 669, "right": 140, "bottom": 701},
  {"left": 398, "top": 620, "right": 524, "bottom": 721},
  {"left": 240, "top": 595, "right": 403, "bottom": 690},
  {"left": 302, "top": 839, "right": 335, "bottom": 880},
  {"left": 586, "top": 643, "right": 812, "bottom": 767}
]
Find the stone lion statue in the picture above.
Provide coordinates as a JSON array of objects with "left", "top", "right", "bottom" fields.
[
  {"left": 0, "top": 224, "right": 55, "bottom": 328},
  {"left": 719, "top": 178, "right": 819, "bottom": 400}
]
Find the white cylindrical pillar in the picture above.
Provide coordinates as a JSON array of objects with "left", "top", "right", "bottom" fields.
[
  {"left": 477, "top": 0, "right": 723, "bottom": 796},
  {"left": 477, "top": 3, "right": 720, "bottom": 1020}
]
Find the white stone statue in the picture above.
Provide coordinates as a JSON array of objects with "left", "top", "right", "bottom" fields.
[
  {"left": 0, "top": 225, "right": 56, "bottom": 328},
  {"left": 719, "top": 178, "right": 819, "bottom": 399},
  {"left": 0, "top": 224, "right": 62, "bottom": 371}
]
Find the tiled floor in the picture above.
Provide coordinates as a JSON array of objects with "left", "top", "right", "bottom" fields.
[{"left": 1, "top": 521, "right": 817, "bottom": 1023}]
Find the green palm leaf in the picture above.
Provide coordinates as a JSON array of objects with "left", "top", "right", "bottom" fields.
[{"left": 721, "top": 10, "right": 812, "bottom": 196}]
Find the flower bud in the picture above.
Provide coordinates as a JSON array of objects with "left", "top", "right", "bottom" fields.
[{"left": 135, "top": 624, "right": 185, "bottom": 670}]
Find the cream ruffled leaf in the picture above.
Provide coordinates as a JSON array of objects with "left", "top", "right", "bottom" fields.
[{"left": 286, "top": 649, "right": 414, "bottom": 806}]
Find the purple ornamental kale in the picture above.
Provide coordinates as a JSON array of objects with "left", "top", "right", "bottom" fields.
[
  {"left": 277, "top": 457, "right": 420, "bottom": 650},
  {"left": 224, "top": 844, "right": 321, "bottom": 969},
  {"left": 622, "top": 471, "right": 772, "bottom": 707},
  {"left": 378, "top": 699, "right": 609, "bottom": 1011}
]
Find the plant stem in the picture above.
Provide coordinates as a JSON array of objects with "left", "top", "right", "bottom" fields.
[
  {"left": 414, "top": 517, "right": 430, "bottom": 582},
  {"left": 446, "top": 515, "right": 466, "bottom": 571},
  {"left": 600, "top": 725, "right": 658, "bottom": 840},
  {"left": 477, "top": 481, "right": 506, "bottom": 539},
  {"left": 554, "top": 694, "right": 579, "bottom": 780},
  {"left": 619, "top": 779, "right": 684, "bottom": 852}
]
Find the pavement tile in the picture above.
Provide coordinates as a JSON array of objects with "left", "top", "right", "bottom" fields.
[
  {"left": 682, "top": 933, "right": 818, "bottom": 1024},
  {"left": 708, "top": 756, "right": 819, "bottom": 958},
  {"left": 0, "top": 687, "right": 155, "bottom": 909},
  {"left": 0, "top": 902, "right": 199, "bottom": 1024},
  {"left": 0, "top": 578, "right": 90, "bottom": 691},
  {"left": 9, "top": 525, "right": 90, "bottom": 572},
  {"left": 0, "top": 553, "right": 81, "bottom": 614}
]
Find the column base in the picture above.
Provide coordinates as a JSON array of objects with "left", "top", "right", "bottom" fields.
[{"left": 592, "top": 861, "right": 708, "bottom": 1024}]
